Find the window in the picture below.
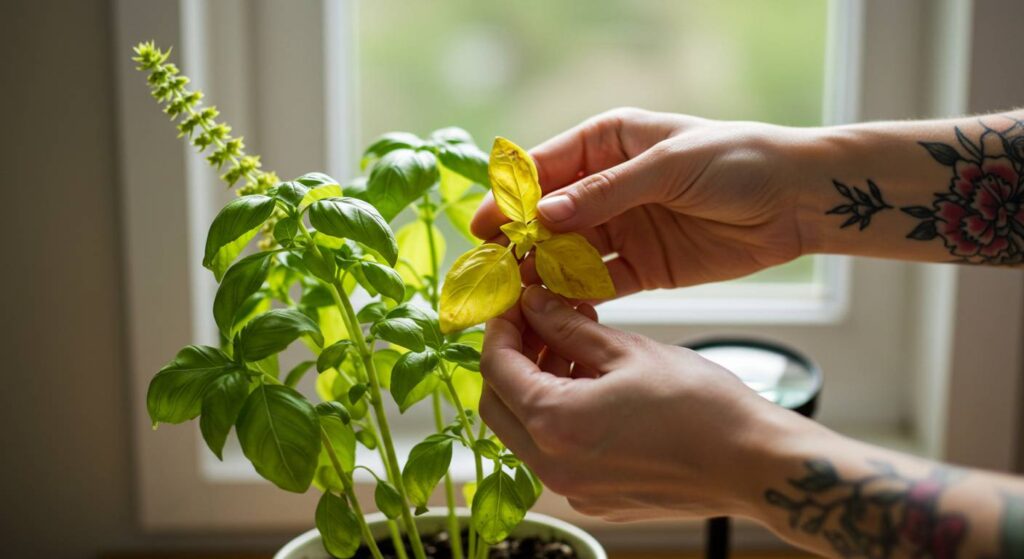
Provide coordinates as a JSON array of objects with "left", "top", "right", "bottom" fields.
[{"left": 354, "top": 0, "right": 836, "bottom": 325}]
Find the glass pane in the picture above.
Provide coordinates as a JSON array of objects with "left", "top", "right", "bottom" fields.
[{"left": 357, "top": 0, "right": 829, "bottom": 284}]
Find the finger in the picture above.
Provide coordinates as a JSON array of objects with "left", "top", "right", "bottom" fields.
[
  {"left": 482, "top": 311, "right": 565, "bottom": 419},
  {"left": 538, "top": 346, "right": 572, "bottom": 377},
  {"left": 479, "top": 385, "right": 540, "bottom": 464},
  {"left": 522, "top": 324, "right": 544, "bottom": 362},
  {"left": 520, "top": 285, "right": 635, "bottom": 372},
  {"left": 536, "top": 145, "right": 673, "bottom": 233},
  {"left": 471, "top": 109, "right": 678, "bottom": 239},
  {"left": 569, "top": 304, "right": 601, "bottom": 378}
]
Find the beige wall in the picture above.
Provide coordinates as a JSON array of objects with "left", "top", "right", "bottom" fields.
[{"left": 0, "top": 0, "right": 289, "bottom": 556}]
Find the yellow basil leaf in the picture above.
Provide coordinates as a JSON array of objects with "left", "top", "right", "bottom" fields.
[
  {"left": 439, "top": 243, "right": 521, "bottom": 333},
  {"left": 499, "top": 220, "right": 551, "bottom": 258},
  {"left": 396, "top": 221, "right": 445, "bottom": 288},
  {"left": 535, "top": 233, "right": 615, "bottom": 300},
  {"left": 488, "top": 137, "right": 541, "bottom": 224}
]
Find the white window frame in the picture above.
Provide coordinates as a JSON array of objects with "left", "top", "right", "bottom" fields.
[{"left": 114, "top": 0, "right": 1023, "bottom": 549}]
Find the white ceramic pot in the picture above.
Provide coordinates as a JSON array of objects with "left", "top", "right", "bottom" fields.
[{"left": 275, "top": 508, "right": 606, "bottom": 559}]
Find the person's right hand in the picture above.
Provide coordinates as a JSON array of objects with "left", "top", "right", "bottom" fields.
[{"left": 471, "top": 108, "right": 823, "bottom": 296}]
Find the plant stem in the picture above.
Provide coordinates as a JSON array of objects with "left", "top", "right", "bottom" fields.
[
  {"left": 421, "top": 197, "right": 441, "bottom": 309},
  {"left": 328, "top": 278, "right": 428, "bottom": 559},
  {"left": 434, "top": 391, "right": 464, "bottom": 559},
  {"left": 320, "top": 429, "right": 386, "bottom": 559},
  {"left": 440, "top": 364, "right": 486, "bottom": 559}
]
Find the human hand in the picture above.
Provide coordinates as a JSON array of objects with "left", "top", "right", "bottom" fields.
[
  {"left": 471, "top": 108, "right": 822, "bottom": 295},
  {"left": 479, "top": 285, "right": 803, "bottom": 521}
]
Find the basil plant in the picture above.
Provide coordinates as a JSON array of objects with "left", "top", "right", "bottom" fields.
[{"left": 134, "top": 42, "right": 543, "bottom": 559}]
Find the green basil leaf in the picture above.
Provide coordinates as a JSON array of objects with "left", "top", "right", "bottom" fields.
[
  {"left": 354, "top": 261, "right": 405, "bottom": 302},
  {"left": 372, "top": 348, "right": 401, "bottom": 390},
  {"left": 316, "top": 401, "right": 352, "bottom": 425},
  {"left": 199, "top": 371, "right": 251, "bottom": 459},
  {"left": 147, "top": 345, "right": 238, "bottom": 425},
  {"left": 445, "top": 192, "right": 486, "bottom": 244},
  {"left": 364, "top": 149, "right": 439, "bottom": 222},
  {"left": 203, "top": 195, "right": 276, "bottom": 280},
  {"left": 370, "top": 317, "right": 425, "bottom": 352},
  {"left": 273, "top": 217, "right": 299, "bottom": 247},
  {"left": 302, "top": 245, "right": 337, "bottom": 283},
  {"left": 312, "top": 411, "right": 356, "bottom": 494},
  {"left": 299, "top": 184, "right": 345, "bottom": 212},
  {"left": 236, "top": 309, "right": 324, "bottom": 362},
  {"left": 472, "top": 470, "right": 526, "bottom": 544},
  {"left": 362, "top": 132, "right": 424, "bottom": 171},
  {"left": 441, "top": 343, "right": 481, "bottom": 372},
  {"left": 472, "top": 439, "right": 502, "bottom": 460},
  {"left": 375, "top": 480, "right": 404, "bottom": 520},
  {"left": 213, "top": 252, "right": 274, "bottom": 337},
  {"left": 308, "top": 197, "right": 398, "bottom": 266},
  {"left": 514, "top": 464, "right": 543, "bottom": 510},
  {"left": 429, "top": 126, "right": 474, "bottom": 146},
  {"left": 295, "top": 172, "right": 339, "bottom": 188},
  {"left": 317, "top": 340, "right": 354, "bottom": 374},
  {"left": 356, "top": 301, "right": 389, "bottom": 324},
  {"left": 236, "top": 383, "right": 320, "bottom": 493},
  {"left": 437, "top": 142, "right": 489, "bottom": 187},
  {"left": 316, "top": 492, "right": 361, "bottom": 559},
  {"left": 274, "top": 181, "right": 310, "bottom": 208},
  {"left": 390, "top": 351, "right": 440, "bottom": 412},
  {"left": 402, "top": 434, "right": 453, "bottom": 508},
  {"left": 348, "top": 383, "right": 368, "bottom": 405},
  {"left": 388, "top": 304, "right": 443, "bottom": 349},
  {"left": 284, "top": 360, "right": 316, "bottom": 388},
  {"left": 356, "top": 429, "right": 378, "bottom": 450}
]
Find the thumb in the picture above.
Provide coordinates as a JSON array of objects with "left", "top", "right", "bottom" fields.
[
  {"left": 520, "top": 285, "right": 635, "bottom": 373},
  {"left": 535, "top": 145, "right": 670, "bottom": 232}
]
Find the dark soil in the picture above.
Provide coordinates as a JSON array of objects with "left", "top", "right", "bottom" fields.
[{"left": 351, "top": 529, "right": 577, "bottom": 559}]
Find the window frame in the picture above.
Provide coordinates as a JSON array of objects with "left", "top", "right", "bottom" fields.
[{"left": 114, "top": 0, "right": 1023, "bottom": 546}]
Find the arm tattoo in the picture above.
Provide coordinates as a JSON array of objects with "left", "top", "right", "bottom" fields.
[
  {"left": 764, "top": 459, "right": 966, "bottom": 558},
  {"left": 765, "top": 458, "right": 1024, "bottom": 558},
  {"left": 826, "top": 179, "right": 893, "bottom": 230},
  {"left": 825, "top": 118, "right": 1024, "bottom": 265}
]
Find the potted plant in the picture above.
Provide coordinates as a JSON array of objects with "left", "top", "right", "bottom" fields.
[{"left": 133, "top": 42, "right": 612, "bottom": 559}]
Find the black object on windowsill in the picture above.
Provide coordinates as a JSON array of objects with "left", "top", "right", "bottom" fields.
[{"left": 683, "top": 338, "right": 823, "bottom": 559}]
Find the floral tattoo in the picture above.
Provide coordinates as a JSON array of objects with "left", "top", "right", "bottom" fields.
[
  {"left": 765, "top": 459, "right": 1024, "bottom": 558},
  {"left": 826, "top": 119, "right": 1024, "bottom": 265}
]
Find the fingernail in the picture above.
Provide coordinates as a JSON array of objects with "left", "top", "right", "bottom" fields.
[
  {"left": 537, "top": 195, "right": 575, "bottom": 223},
  {"left": 524, "top": 285, "right": 561, "bottom": 313}
]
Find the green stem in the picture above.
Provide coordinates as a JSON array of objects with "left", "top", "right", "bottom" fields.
[
  {"left": 365, "top": 420, "right": 411, "bottom": 559},
  {"left": 440, "top": 364, "right": 486, "bottom": 559},
  {"left": 329, "top": 279, "right": 428, "bottom": 559},
  {"left": 422, "top": 197, "right": 441, "bottom": 308},
  {"left": 434, "top": 392, "right": 464, "bottom": 559},
  {"left": 320, "top": 429, "right": 385, "bottom": 559}
]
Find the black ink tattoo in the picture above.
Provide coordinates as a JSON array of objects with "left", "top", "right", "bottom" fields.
[
  {"left": 826, "top": 179, "right": 893, "bottom": 230},
  {"left": 764, "top": 459, "right": 967, "bottom": 558},
  {"left": 903, "top": 120, "right": 1024, "bottom": 265}
]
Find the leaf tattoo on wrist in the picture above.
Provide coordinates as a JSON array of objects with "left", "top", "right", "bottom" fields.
[
  {"left": 824, "top": 118, "right": 1024, "bottom": 265},
  {"left": 826, "top": 179, "right": 893, "bottom": 230}
]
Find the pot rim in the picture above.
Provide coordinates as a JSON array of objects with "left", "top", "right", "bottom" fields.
[{"left": 274, "top": 508, "right": 605, "bottom": 559}]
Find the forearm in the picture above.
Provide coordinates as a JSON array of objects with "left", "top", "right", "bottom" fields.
[
  {"left": 798, "top": 110, "right": 1024, "bottom": 266},
  {"left": 738, "top": 415, "right": 1024, "bottom": 558}
]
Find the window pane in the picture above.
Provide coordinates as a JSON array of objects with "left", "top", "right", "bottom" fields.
[{"left": 357, "top": 0, "right": 829, "bottom": 283}]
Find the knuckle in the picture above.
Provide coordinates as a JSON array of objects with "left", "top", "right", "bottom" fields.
[{"left": 569, "top": 172, "right": 615, "bottom": 206}]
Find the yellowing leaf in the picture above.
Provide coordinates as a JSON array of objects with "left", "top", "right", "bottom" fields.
[
  {"left": 535, "top": 233, "right": 615, "bottom": 300},
  {"left": 396, "top": 221, "right": 445, "bottom": 288},
  {"left": 298, "top": 184, "right": 343, "bottom": 212},
  {"left": 500, "top": 221, "right": 551, "bottom": 259},
  {"left": 446, "top": 192, "right": 486, "bottom": 244},
  {"left": 488, "top": 137, "right": 540, "bottom": 224},
  {"left": 439, "top": 243, "right": 521, "bottom": 333}
]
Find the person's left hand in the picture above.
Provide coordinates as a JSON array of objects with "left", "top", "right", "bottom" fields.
[{"left": 479, "top": 285, "right": 805, "bottom": 521}]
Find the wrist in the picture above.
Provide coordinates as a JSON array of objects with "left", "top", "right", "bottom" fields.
[{"left": 726, "top": 406, "right": 844, "bottom": 523}]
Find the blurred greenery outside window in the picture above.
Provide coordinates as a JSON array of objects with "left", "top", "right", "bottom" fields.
[{"left": 356, "top": 0, "right": 828, "bottom": 287}]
